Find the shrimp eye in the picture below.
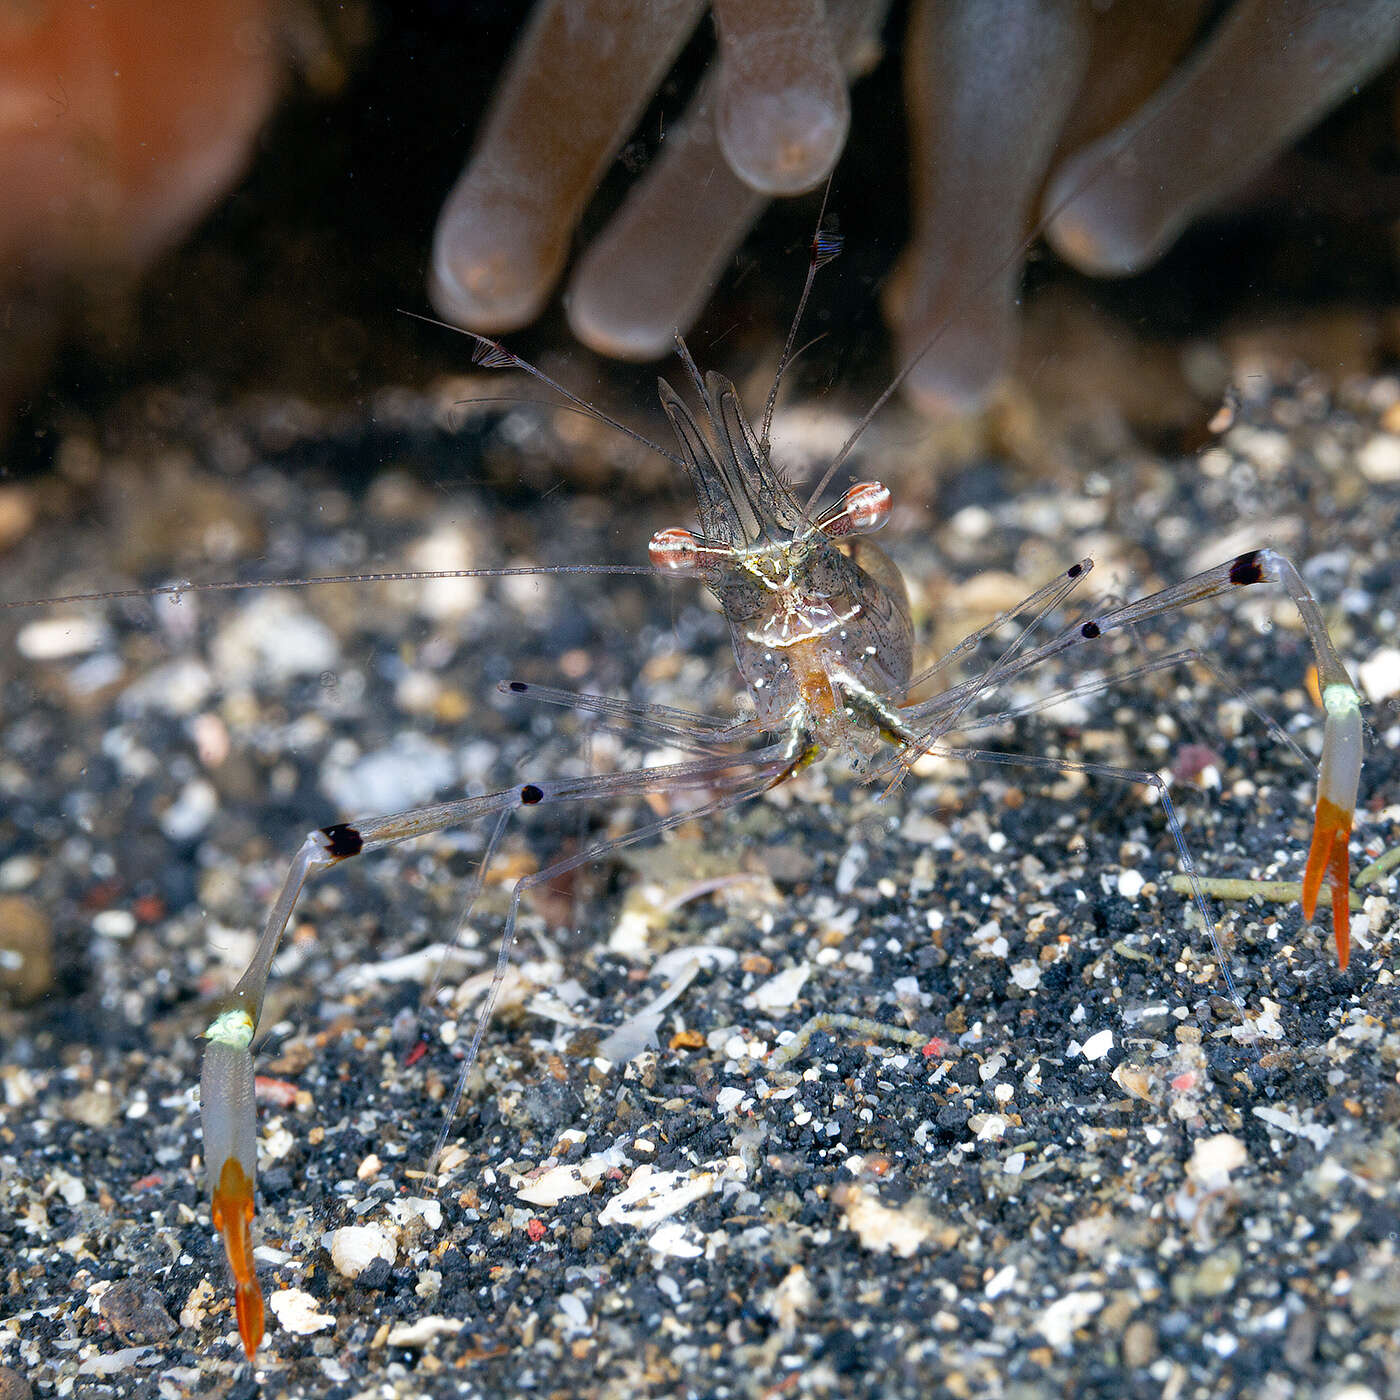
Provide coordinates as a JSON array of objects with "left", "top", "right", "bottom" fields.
[
  {"left": 649, "top": 527, "right": 702, "bottom": 573},
  {"left": 839, "top": 481, "right": 891, "bottom": 534}
]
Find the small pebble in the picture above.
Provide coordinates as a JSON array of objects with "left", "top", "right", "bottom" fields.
[
  {"left": 268, "top": 1288, "right": 336, "bottom": 1335},
  {"left": 1358, "top": 646, "right": 1400, "bottom": 703},
  {"left": 16, "top": 615, "right": 110, "bottom": 660},
  {"left": 97, "top": 1279, "right": 176, "bottom": 1343},
  {"left": 1186, "top": 1133, "right": 1247, "bottom": 1190},
  {"left": 1116, "top": 869, "right": 1145, "bottom": 899},
  {"left": 835, "top": 1184, "right": 939, "bottom": 1258},
  {"left": 328, "top": 1224, "right": 398, "bottom": 1279},
  {"left": 745, "top": 961, "right": 809, "bottom": 1013},
  {"left": 1121, "top": 1319, "right": 1157, "bottom": 1368},
  {"left": 92, "top": 909, "right": 136, "bottom": 940},
  {"left": 1357, "top": 433, "right": 1400, "bottom": 482},
  {"left": 0, "top": 1365, "right": 33, "bottom": 1400},
  {"left": 1037, "top": 1291, "right": 1105, "bottom": 1349},
  {"left": 0, "top": 896, "right": 53, "bottom": 1003}
]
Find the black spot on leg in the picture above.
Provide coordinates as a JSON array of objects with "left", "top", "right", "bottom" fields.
[
  {"left": 1229, "top": 550, "right": 1265, "bottom": 586},
  {"left": 1080, "top": 620, "right": 1101, "bottom": 639},
  {"left": 520, "top": 784, "right": 544, "bottom": 805},
  {"left": 320, "top": 823, "right": 363, "bottom": 858},
  {"left": 508, "top": 681, "right": 528, "bottom": 693},
  {"left": 1067, "top": 562, "right": 1083, "bottom": 579}
]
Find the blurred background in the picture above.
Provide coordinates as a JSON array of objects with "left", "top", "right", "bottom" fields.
[{"left": 1, "top": 0, "right": 1398, "bottom": 492}]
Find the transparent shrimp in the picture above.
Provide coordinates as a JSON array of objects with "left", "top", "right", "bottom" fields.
[
  {"left": 186, "top": 324, "right": 1357, "bottom": 1357},
  {"left": 4, "top": 251, "right": 1365, "bottom": 1369}
]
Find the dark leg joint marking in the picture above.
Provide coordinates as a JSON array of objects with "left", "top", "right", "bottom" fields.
[
  {"left": 508, "top": 681, "right": 528, "bottom": 693},
  {"left": 1067, "top": 562, "right": 1084, "bottom": 579},
  {"left": 520, "top": 784, "right": 544, "bottom": 805},
  {"left": 1229, "top": 550, "right": 1264, "bottom": 586},
  {"left": 1080, "top": 620, "right": 1101, "bottom": 639},
  {"left": 320, "top": 823, "right": 364, "bottom": 859}
]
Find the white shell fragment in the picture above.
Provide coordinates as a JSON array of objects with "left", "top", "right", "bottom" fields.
[
  {"left": 386, "top": 1196, "right": 444, "bottom": 1231},
  {"left": 1186, "top": 1133, "right": 1248, "bottom": 1191},
  {"left": 744, "top": 961, "right": 810, "bottom": 1013},
  {"left": 835, "top": 1184, "right": 939, "bottom": 1258},
  {"left": 1079, "top": 1029, "right": 1114, "bottom": 1061},
  {"left": 598, "top": 955, "right": 705, "bottom": 1062},
  {"left": 1252, "top": 1105, "right": 1335, "bottom": 1152},
  {"left": 1037, "top": 1290, "right": 1106, "bottom": 1349},
  {"left": 514, "top": 1162, "right": 598, "bottom": 1207},
  {"left": 326, "top": 1223, "right": 398, "bottom": 1279},
  {"left": 647, "top": 1221, "right": 704, "bottom": 1258},
  {"left": 385, "top": 1316, "right": 466, "bottom": 1347},
  {"left": 597, "top": 1164, "right": 717, "bottom": 1230},
  {"left": 267, "top": 1288, "right": 336, "bottom": 1335}
]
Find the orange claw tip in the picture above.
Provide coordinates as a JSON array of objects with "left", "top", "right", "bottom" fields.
[
  {"left": 1302, "top": 795, "right": 1353, "bottom": 971},
  {"left": 233, "top": 1279, "right": 265, "bottom": 1361},
  {"left": 211, "top": 1155, "right": 264, "bottom": 1359}
]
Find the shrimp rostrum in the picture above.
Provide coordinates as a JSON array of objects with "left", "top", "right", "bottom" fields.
[{"left": 198, "top": 338, "right": 1363, "bottom": 1361}]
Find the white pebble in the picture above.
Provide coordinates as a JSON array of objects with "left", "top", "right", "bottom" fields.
[
  {"left": 1080, "top": 1029, "right": 1114, "bottom": 1061},
  {"left": 50, "top": 1168, "right": 87, "bottom": 1204},
  {"left": 327, "top": 1223, "right": 398, "bottom": 1279},
  {"left": 557, "top": 1293, "right": 590, "bottom": 1329},
  {"left": 405, "top": 524, "right": 485, "bottom": 619},
  {"left": 0, "top": 855, "right": 39, "bottom": 890},
  {"left": 1037, "top": 1290, "right": 1105, "bottom": 1349},
  {"left": 92, "top": 909, "right": 136, "bottom": 940},
  {"left": 836, "top": 1183, "right": 937, "bottom": 1258},
  {"left": 320, "top": 733, "right": 456, "bottom": 813},
  {"left": 386, "top": 1316, "right": 465, "bottom": 1347},
  {"left": 268, "top": 1288, "right": 335, "bottom": 1335},
  {"left": 745, "top": 961, "right": 810, "bottom": 1013},
  {"left": 971, "top": 919, "right": 1008, "bottom": 959},
  {"left": 118, "top": 658, "right": 213, "bottom": 716},
  {"left": 1358, "top": 646, "right": 1400, "bottom": 703},
  {"left": 715, "top": 1086, "right": 746, "bottom": 1115},
  {"left": 1357, "top": 433, "right": 1400, "bottom": 483},
  {"left": 386, "top": 1196, "right": 444, "bottom": 1231},
  {"left": 834, "top": 842, "right": 867, "bottom": 895},
  {"left": 263, "top": 1125, "right": 295, "bottom": 1161},
  {"left": 159, "top": 778, "right": 218, "bottom": 842},
  {"left": 1186, "top": 1133, "right": 1247, "bottom": 1190},
  {"left": 16, "top": 615, "right": 111, "bottom": 660},
  {"left": 647, "top": 1222, "right": 703, "bottom": 1258},
  {"left": 211, "top": 593, "right": 339, "bottom": 684},
  {"left": 1117, "top": 869, "right": 1145, "bottom": 899},
  {"left": 1010, "top": 961, "right": 1041, "bottom": 991},
  {"left": 514, "top": 1163, "right": 592, "bottom": 1207}
]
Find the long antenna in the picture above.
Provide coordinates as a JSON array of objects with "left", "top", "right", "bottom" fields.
[
  {"left": 1, "top": 564, "right": 659, "bottom": 613},
  {"left": 758, "top": 180, "right": 843, "bottom": 461},
  {"left": 400, "top": 310, "right": 686, "bottom": 470}
]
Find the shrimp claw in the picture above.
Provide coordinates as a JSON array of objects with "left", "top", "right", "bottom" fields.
[
  {"left": 201, "top": 1002, "right": 264, "bottom": 1359},
  {"left": 1302, "top": 682, "right": 1363, "bottom": 969}
]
